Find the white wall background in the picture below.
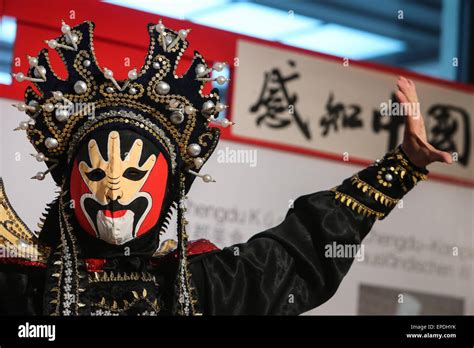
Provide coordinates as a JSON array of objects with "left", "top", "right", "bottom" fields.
[{"left": 1, "top": 98, "right": 473, "bottom": 315}]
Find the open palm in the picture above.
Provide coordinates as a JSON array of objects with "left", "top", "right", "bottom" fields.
[{"left": 396, "top": 76, "right": 453, "bottom": 168}]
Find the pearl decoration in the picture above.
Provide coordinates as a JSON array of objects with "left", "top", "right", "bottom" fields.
[
  {"left": 201, "top": 100, "right": 215, "bottom": 113},
  {"left": 184, "top": 105, "right": 195, "bottom": 115},
  {"left": 55, "top": 108, "right": 70, "bottom": 122},
  {"left": 14, "top": 72, "right": 25, "bottom": 82},
  {"left": 106, "top": 87, "right": 114, "bottom": 93},
  {"left": 45, "top": 137, "right": 59, "bottom": 149},
  {"left": 47, "top": 40, "right": 58, "bottom": 49},
  {"left": 221, "top": 118, "right": 232, "bottom": 128},
  {"left": 187, "top": 143, "right": 201, "bottom": 157},
  {"left": 33, "top": 66, "right": 46, "bottom": 78},
  {"left": 129, "top": 87, "right": 137, "bottom": 95},
  {"left": 156, "top": 81, "right": 170, "bottom": 95},
  {"left": 104, "top": 69, "right": 114, "bottom": 79},
  {"left": 152, "top": 62, "right": 160, "bottom": 69},
  {"left": 155, "top": 23, "right": 165, "bottom": 33},
  {"left": 215, "top": 103, "right": 227, "bottom": 112},
  {"left": 74, "top": 80, "right": 88, "bottom": 94},
  {"left": 61, "top": 23, "right": 71, "bottom": 33},
  {"left": 178, "top": 29, "right": 189, "bottom": 40},
  {"left": 35, "top": 172, "right": 46, "bottom": 181},
  {"left": 44, "top": 103, "right": 55, "bottom": 112},
  {"left": 194, "top": 157, "right": 204, "bottom": 169},
  {"left": 213, "top": 62, "right": 226, "bottom": 72},
  {"left": 202, "top": 174, "right": 213, "bottom": 183},
  {"left": 28, "top": 57, "right": 38, "bottom": 67},
  {"left": 52, "top": 91, "right": 63, "bottom": 100},
  {"left": 128, "top": 69, "right": 138, "bottom": 80},
  {"left": 170, "top": 111, "right": 184, "bottom": 125},
  {"left": 28, "top": 100, "right": 39, "bottom": 110},
  {"left": 19, "top": 121, "right": 29, "bottom": 130},
  {"left": 83, "top": 59, "right": 91, "bottom": 67},
  {"left": 16, "top": 102, "right": 27, "bottom": 112},
  {"left": 35, "top": 153, "right": 46, "bottom": 162},
  {"left": 195, "top": 64, "right": 207, "bottom": 77},
  {"left": 65, "top": 33, "right": 78, "bottom": 44},
  {"left": 385, "top": 173, "right": 393, "bottom": 182},
  {"left": 216, "top": 76, "right": 228, "bottom": 85}
]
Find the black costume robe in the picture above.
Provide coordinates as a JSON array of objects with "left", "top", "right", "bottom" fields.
[{"left": 0, "top": 146, "right": 428, "bottom": 315}]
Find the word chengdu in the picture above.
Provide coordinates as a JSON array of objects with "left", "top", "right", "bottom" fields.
[{"left": 216, "top": 147, "right": 258, "bottom": 167}]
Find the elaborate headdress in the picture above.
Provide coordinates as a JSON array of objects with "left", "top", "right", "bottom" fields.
[{"left": 12, "top": 19, "right": 231, "bottom": 315}]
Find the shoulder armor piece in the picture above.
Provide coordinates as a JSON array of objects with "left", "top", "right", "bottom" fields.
[{"left": 0, "top": 178, "right": 50, "bottom": 266}]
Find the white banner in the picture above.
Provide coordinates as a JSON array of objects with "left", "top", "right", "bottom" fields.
[
  {"left": 1, "top": 88, "right": 473, "bottom": 315},
  {"left": 231, "top": 39, "right": 474, "bottom": 185}
]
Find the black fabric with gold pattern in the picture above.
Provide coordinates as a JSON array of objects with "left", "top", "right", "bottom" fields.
[
  {"left": 332, "top": 145, "right": 428, "bottom": 219},
  {"left": 22, "top": 21, "right": 222, "bottom": 194}
]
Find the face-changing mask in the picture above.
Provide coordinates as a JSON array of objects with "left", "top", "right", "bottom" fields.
[
  {"left": 69, "top": 129, "right": 169, "bottom": 245},
  {"left": 16, "top": 19, "right": 226, "bottom": 315}
]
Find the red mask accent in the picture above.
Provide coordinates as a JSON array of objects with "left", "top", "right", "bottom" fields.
[
  {"left": 135, "top": 153, "right": 168, "bottom": 237},
  {"left": 70, "top": 150, "right": 169, "bottom": 244}
]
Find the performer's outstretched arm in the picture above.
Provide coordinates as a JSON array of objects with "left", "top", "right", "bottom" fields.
[{"left": 189, "top": 77, "right": 452, "bottom": 315}]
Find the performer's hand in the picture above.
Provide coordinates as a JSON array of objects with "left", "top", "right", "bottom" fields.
[{"left": 395, "top": 76, "right": 453, "bottom": 168}]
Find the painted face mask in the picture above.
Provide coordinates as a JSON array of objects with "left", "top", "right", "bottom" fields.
[{"left": 69, "top": 129, "right": 169, "bottom": 245}]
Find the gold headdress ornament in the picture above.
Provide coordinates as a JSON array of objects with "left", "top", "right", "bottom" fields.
[
  {"left": 12, "top": 19, "right": 232, "bottom": 188},
  {"left": 11, "top": 19, "right": 233, "bottom": 315}
]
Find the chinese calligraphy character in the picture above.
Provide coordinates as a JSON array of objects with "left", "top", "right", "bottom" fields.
[
  {"left": 250, "top": 60, "right": 311, "bottom": 140},
  {"left": 372, "top": 93, "right": 405, "bottom": 151},
  {"left": 427, "top": 104, "right": 471, "bottom": 166},
  {"left": 319, "top": 92, "right": 363, "bottom": 136}
]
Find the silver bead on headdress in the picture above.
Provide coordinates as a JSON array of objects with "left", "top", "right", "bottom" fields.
[
  {"left": 12, "top": 19, "right": 233, "bottom": 315},
  {"left": 12, "top": 19, "right": 232, "bottom": 187}
]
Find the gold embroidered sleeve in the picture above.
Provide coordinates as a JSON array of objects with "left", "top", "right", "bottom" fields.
[{"left": 332, "top": 146, "right": 428, "bottom": 219}]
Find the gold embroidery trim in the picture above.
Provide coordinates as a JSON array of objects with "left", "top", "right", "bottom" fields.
[
  {"left": 350, "top": 175, "right": 399, "bottom": 207},
  {"left": 92, "top": 289, "right": 160, "bottom": 314},
  {"left": 385, "top": 147, "right": 429, "bottom": 183},
  {"left": 88, "top": 271, "right": 157, "bottom": 284},
  {"left": 332, "top": 189, "right": 385, "bottom": 219}
]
